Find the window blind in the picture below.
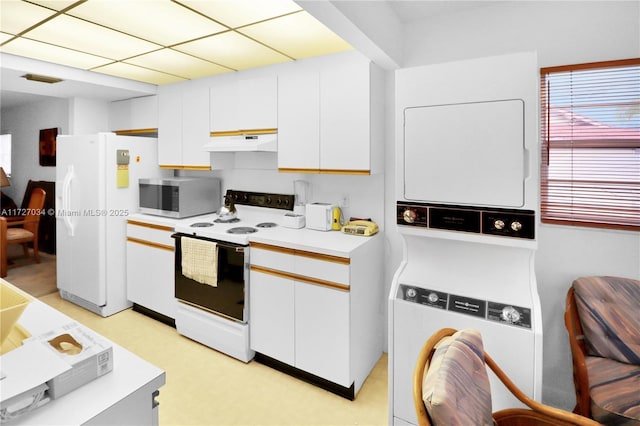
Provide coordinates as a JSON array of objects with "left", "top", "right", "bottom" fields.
[{"left": 540, "top": 59, "right": 640, "bottom": 231}]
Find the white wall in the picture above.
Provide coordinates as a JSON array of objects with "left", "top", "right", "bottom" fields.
[
  {"left": 0, "top": 98, "right": 69, "bottom": 203},
  {"left": 385, "top": 0, "right": 640, "bottom": 409}
]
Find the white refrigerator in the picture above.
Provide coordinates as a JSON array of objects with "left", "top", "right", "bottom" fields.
[{"left": 56, "top": 133, "right": 165, "bottom": 317}]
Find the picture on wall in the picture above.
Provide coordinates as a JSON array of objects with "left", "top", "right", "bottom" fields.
[{"left": 39, "top": 127, "right": 58, "bottom": 166}]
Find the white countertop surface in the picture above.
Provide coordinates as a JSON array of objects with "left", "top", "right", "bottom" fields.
[{"left": 128, "top": 212, "right": 380, "bottom": 257}]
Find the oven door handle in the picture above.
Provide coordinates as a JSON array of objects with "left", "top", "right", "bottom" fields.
[{"left": 172, "top": 232, "right": 245, "bottom": 252}]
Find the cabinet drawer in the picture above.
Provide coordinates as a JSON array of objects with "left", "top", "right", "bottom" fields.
[
  {"left": 250, "top": 246, "right": 295, "bottom": 273},
  {"left": 126, "top": 220, "right": 174, "bottom": 250},
  {"left": 250, "top": 243, "right": 349, "bottom": 288}
]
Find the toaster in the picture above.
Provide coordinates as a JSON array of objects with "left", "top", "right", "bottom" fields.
[{"left": 305, "top": 203, "right": 335, "bottom": 231}]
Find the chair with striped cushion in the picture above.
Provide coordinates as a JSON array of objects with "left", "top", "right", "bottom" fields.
[
  {"left": 414, "top": 328, "right": 599, "bottom": 426},
  {"left": 565, "top": 276, "right": 640, "bottom": 425}
]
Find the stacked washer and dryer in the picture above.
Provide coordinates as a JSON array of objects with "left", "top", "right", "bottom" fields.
[{"left": 389, "top": 52, "right": 542, "bottom": 425}]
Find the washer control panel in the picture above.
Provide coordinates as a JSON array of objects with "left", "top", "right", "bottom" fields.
[
  {"left": 397, "top": 202, "right": 535, "bottom": 239},
  {"left": 398, "top": 284, "right": 532, "bottom": 328}
]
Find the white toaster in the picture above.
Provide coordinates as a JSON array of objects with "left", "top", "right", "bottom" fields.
[{"left": 305, "top": 203, "right": 334, "bottom": 231}]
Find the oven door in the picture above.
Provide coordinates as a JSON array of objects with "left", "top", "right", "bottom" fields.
[{"left": 173, "top": 233, "right": 248, "bottom": 323}]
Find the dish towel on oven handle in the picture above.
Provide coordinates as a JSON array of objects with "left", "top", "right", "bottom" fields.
[{"left": 181, "top": 237, "right": 218, "bottom": 287}]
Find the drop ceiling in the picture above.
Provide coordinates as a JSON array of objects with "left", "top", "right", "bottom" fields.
[{"left": 0, "top": 0, "right": 353, "bottom": 86}]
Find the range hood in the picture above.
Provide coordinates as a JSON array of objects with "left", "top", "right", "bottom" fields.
[{"left": 204, "top": 130, "right": 277, "bottom": 152}]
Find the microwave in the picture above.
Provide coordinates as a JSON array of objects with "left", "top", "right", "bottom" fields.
[{"left": 139, "top": 177, "right": 221, "bottom": 218}]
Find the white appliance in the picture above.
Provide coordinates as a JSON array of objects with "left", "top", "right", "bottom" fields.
[
  {"left": 389, "top": 52, "right": 542, "bottom": 425},
  {"left": 305, "top": 202, "right": 334, "bottom": 231},
  {"left": 56, "top": 133, "right": 164, "bottom": 317},
  {"left": 172, "top": 190, "right": 295, "bottom": 363}
]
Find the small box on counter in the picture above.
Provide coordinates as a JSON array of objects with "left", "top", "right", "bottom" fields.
[{"left": 25, "top": 322, "right": 113, "bottom": 399}]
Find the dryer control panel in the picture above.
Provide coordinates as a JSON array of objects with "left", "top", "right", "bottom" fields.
[{"left": 398, "top": 284, "right": 532, "bottom": 328}]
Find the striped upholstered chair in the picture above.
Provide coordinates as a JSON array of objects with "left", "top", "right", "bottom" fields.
[
  {"left": 565, "top": 276, "right": 640, "bottom": 425},
  {"left": 414, "top": 328, "right": 598, "bottom": 426}
]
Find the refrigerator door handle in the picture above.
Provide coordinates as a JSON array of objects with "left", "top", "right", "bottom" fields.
[{"left": 62, "top": 165, "right": 75, "bottom": 237}]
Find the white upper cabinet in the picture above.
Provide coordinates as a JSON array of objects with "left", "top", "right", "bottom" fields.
[
  {"left": 108, "top": 95, "right": 158, "bottom": 134},
  {"left": 277, "top": 71, "right": 320, "bottom": 170},
  {"left": 210, "top": 75, "right": 277, "bottom": 133},
  {"left": 277, "top": 51, "right": 383, "bottom": 175},
  {"left": 158, "top": 80, "right": 210, "bottom": 170}
]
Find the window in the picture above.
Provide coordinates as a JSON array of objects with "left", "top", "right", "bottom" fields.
[
  {"left": 0, "top": 134, "right": 11, "bottom": 176},
  {"left": 540, "top": 59, "right": 640, "bottom": 231}
]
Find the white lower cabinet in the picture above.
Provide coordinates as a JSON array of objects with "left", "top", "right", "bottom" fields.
[
  {"left": 126, "top": 219, "right": 176, "bottom": 320},
  {"left": 249, "top": 239, "right": 382, "bottom": 396}
]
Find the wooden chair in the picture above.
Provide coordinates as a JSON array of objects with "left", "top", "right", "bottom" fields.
[
  {"left": 565, "top": 276, "right": 640, "bottom": 424},
  {"left": 0, "top": 187, "right": 46, "bottom": 278},
  {"left": 413, "top": 328, "right": 600, "bottom": 426}
]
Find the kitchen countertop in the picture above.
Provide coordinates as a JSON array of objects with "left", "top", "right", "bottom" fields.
[{"left": 127, "top": 212, "right": 380, "bottom": 257}]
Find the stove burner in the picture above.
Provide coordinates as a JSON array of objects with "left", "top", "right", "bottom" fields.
[
  {"left": 227, "top": 227, "right": 257, "bottom": 234},
  {"left": 190, "top": 222, "right": 214, "bottom": 228},
  {"left": 215, "top": 217, "right": 240, "bottom": 224},
  {"left": 256, "top": 222, "right": 277, "bottom": 228}
]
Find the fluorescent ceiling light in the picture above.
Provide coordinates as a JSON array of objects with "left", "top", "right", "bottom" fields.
[
  {"left": 126, "top": 49, "right": 232, "bottom": 80},
  {"left": 0, "top": 1, "right": 55, "bottom": 35},
  {"left": 22, "top": 73, "right": 63, "bottom": 84},
  {"left": 67, "top": 0, "right": 228, "bottom": 46},
  {"left": 181, "top": 0, "right": 302, "bottom": 28},
  {"left": 175, "top": 31, "right": 291, "bottom": 71},
  {"left": 93, "top": 61, "right": 186, "bottom": 85},
  {"left": 2, "top": 37, "right": 113, "bottom": 69}
]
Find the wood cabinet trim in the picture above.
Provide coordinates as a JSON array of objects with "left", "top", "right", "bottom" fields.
[
  {"left": 114, "top": 128, "right": 158, "bottom": 136},
  {"left": 159, "top": 165, "right": 211, "bottom": 170},
  {"left": 278, "top": 168, "right": 370, "bottom": 175},
  {"left": 210, "top": 128, "right": 277, "bottom": 137},
  {"left": 127, "top": 236, "right": 174, "bottom": 252},
  {"left": 250, "top": 242, "right": 350, "bottom": 265},
  {"left": 127, "top": 219, "right": 174, "bottom": 232},
  {"left": 251, "top": 265, "right": 349, "bottom": 292}
]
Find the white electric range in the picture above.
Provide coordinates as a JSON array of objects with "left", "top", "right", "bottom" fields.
[{"left": 172, "top": 190, "right": 295, "bottom": 363}]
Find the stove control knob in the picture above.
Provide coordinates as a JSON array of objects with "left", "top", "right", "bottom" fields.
[
  {"left": 402, "top": 209, "right": 417, "bottom": 224},
  {"left": 405, "top": 287, "right": 417, "bottom": 300},
  {"left": 493, "top": 219, "right": 505, "bottom": 230},
  {"left": 510, "top": 221, "right": 523, "bottom": 232},
  {"left": 501, "top": 306, "right": 521, "bottom": 324},
  {"left": 266, "top": 196, "right": 272, "bottom": 205},
  {"left": 276, "top": 199, "right": 282, "bottom": 205},
  {"left": 283, "top": 199, "right": 290, "bottom": 206},
  {"left": 427, "top": 292, "right": 439, "bottom": 304}
]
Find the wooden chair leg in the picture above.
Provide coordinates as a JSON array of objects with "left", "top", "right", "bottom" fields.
[
  {"left": 22, "top": 243, "right": 29, "bottom": 259},
  {"left": 33, "top": 239, "right": 40, "bottom": 263}
]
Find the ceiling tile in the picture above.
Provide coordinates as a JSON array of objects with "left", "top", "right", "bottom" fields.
[
  {"left": 175, "top": 31, "right": 291, "bottom": 71},
  {"left": 0, "top": 32, "right": 14, "bottom": 44},
  {"left": 92, "top": 61, "right": 186, "bottom": 85},
  {"left": 126, "top": 49, "right": 233, "bottom": 79},
  {"left": 180, "top": 0, "right": 302, "bottom": 28},
  {"left": 28, "top": 0, "right": 80, "bottom": 11},
  {"left": 0, "top": 37, "right": 114, "bottom": 69},
  {"left": 0, "top": 1, "right": 57, "bottom": 35},
  {"left": 239, "top": 12, "right": 353, "bottom": 60},
  {"left": 67, "top": 0, "right": 227, "bottom": 46},
  {"left": 24, "top": 14, "right": 161, "bottom": 60}
]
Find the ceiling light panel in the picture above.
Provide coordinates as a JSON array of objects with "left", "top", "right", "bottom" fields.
[
  {"left": 175, "top": 31, "right": 291, "bottom": 71},
  {"left": 179, "top": 0, "right": 302, "bottom": 28},
  {"left": 67, "top": 0, "right": 228, "bottom": 46},
  {"left": 0, "top": 32, "right": 14, "bottom": 44},
  {"left": 28, "top": 0, "right": 81, "bottom": 11},
  {"left": 93, "top": 61, "right": 186, "bottom": 85},
  {"left": 0, "top": 1, "right": 57, "bottom": 35},
  {"left": 24, "top": 14, "right": 161, "bottom": 60},
  {"left": 239, "top": 12, "right": 353, "bottom": 60},
  {"left": 1, "top": 37, "right": 114, "bottom": 69},
  {"left": 126, "top": 49, "right": 232, "bottom": 80}
]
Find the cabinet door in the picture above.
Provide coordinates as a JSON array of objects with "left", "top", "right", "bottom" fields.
[
  {"left": 157, "top": 84, "right": 183, "bottom": 167},
  {"left": 126, "top": 241, "right": 176, "bottom": 319},
  {"left": 181, "top": 82, "right": 211, "bottom": 168},
  {"left": 109, "top": 95, "right": 157, "bottom": 132},
  {"left": 210, "top": 81, "right": 239, "bottom": 132},
  {"left": 320, "top": 59, "right": 370, "bottom": 172},
  {"left": 249, "top": 269, "right": 295, "bottom": 365},
  {"left": 277, "top": 72, "right": 320, "bottom": 170},
  {"left": 295, "top": 281, "right": 350, "bottom": 387},
  {"left": 238, "top": 76, "right": 277, "bottom": 130}
]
